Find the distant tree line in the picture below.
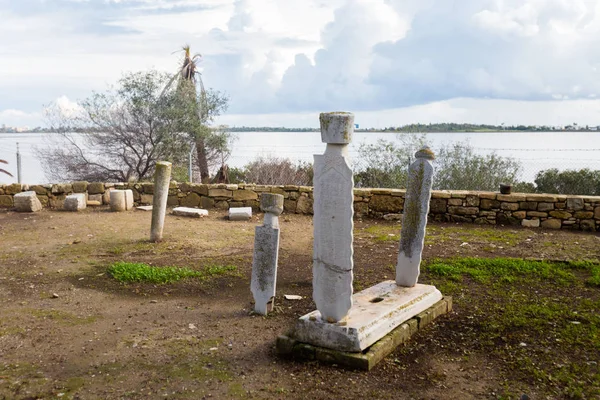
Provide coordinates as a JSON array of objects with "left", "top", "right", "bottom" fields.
[{"left": 226, "top": 134, "right": 600, "bottom": 196}]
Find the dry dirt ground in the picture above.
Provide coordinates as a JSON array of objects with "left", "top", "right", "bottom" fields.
[{"left": 0, "top": 207, "right": 598, "bottom": 400}]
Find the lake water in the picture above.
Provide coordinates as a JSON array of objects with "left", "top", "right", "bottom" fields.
[{"left": 1, "top": 131, "right": 599, "bottom": 184}]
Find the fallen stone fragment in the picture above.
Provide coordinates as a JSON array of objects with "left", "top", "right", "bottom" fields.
[
  {"left": 52, "top": 293, "right": 59, "bottom": 298},
  {"left": 137, "top": 205, "right": 153, "bottom": 211},
  {"left": 14, "top": 191, "right": 43, "bottom": 212},
  {"left": 64, "top": 193, "right": 87, "bottom": 211},
  {"left": 229, "top": 207, "right": 252, "bottom": 221},
  {"left": 284, "top": 295, "right": 302, "bottom": 300},
  {"left": 87, "top": 200, "right": 102, "bottom": 206},
  {"left": 172, "top": 207, "right": 208, "bottom": 218}
]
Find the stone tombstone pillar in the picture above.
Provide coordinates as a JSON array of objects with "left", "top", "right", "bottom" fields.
[
  {"left": 150, "top": 161, "right": 172, "bottom": 242},
  {"left": 396, "top": 146, "right": 435, "bottom": 287},
  {"left": 313, "top": 112, "right": 355, "bottom": 323},
  {"left": 251, "top": 193, "right": 284, "bottom": 315}
]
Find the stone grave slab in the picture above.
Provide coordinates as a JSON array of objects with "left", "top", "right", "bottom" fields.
[
  {"left": 291, "top": 281, "right": 442, "bottom": 353},
  {"left": 137, "top": 205, "right": 153, "bottom": 211},
  {"left": 277, "top": 297, "right": 452, "bottom": 370},
  {"left": 172, "top": 207, "right": 208, "bottom": 218}
]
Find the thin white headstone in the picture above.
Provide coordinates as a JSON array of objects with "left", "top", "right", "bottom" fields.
[
  {"left": 313, "top": 112, "right": 355, "bottom": 323},
  {"left": 251, "top": 193, "right": 284, "bottom": 315},
  {"left": 396, "top": 147, "right": 435, "bottom": 287}
]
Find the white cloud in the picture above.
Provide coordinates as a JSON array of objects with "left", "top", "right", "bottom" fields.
[{"left": 3, "top": 0, "right": 600, "bottom": 126}]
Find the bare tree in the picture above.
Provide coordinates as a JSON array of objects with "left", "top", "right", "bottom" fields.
[
  {"left": 38, "top": 71, "right": 190, "bottom": 182},
  {"left": 162, "top": 45, "right": 231, "bottom": 183}
]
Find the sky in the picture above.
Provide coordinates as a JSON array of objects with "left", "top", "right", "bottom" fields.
[{"left": 2, "top": 0, "right": 600, "bottom": 128}]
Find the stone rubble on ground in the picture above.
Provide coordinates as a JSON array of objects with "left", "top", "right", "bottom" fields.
[
  {"left": 13, "top": 191, "right": 42, "bottom": 212},
  {"left": 136, "top": 205, "right": 153, "bottom": 211},
  {"left": 228, "top": 207, "right": 252, "bottom": 221},
  {"left": 251, "top": 193, "right": 284, "bottom": 315},
  {"left": 64, "top": 193, "right": 87, "bottom": 211},
  {"left": 172, "top": 207, "right": 208, "bottom": 218}
]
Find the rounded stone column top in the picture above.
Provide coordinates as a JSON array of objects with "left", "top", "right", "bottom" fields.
[
  {"left": 319, "top": 112, "right": 354, "bottom": 144},
  {"left": 415, "top": 146, "right": 435, "bottom": 160},
  {"left": 260, "top": 193, "right": 284, "bottom": 215},
  {"left": 156, "top": 161, "right": 173, "bottom": 168}
]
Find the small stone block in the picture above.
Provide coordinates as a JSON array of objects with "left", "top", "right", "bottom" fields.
[
  {"left": 110, "top": 189, "right": 134, "bottom": 211},
  {"left": 228, "top": 207, "right": 252, "bottom": 221},
  {"left": 14, "top": 191, "right": 42, "bottom": 212},
  {"left": 172, "top": 207, "right": 208, "bottom": 218},
  {"left": 137, "top": 205, "right": 153, "bottom": 211},
  {"left": 87, "top": 200, "right": 102, "bottom": 206},
  {"left": 64, "top": 193, "right": 86, "bottom": 211}
]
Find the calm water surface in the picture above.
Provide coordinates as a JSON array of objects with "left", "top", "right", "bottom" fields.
[{"left": 0, "top": 131, "right": 599, "bottom": 184}]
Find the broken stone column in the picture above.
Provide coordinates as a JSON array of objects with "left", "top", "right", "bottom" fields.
[
  {"left": 150, "top": 161, "right": 172, "bottom": 242},
  {"left": 14, "top": 191, "right": 42, "bottom": 212},
  {"left": 313, "top": 112, "right": 355, "bottom": 323},
  {"left": 396, "top": 147, "right": 435, "bottom": 287},
  {"left": 110, "top": 189, "right": 134, "bottom": 211},
  {"left": 251, "top": 193, "right": 284, "bottom": 315}
]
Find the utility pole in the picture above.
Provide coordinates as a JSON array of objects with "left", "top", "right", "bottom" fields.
[{"left": 16, "top": 142, "right": 22, "bottom": 183}]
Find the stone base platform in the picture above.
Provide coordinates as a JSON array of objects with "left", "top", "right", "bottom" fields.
[
  {"left": 276, "top": 296, "right": 452, "bottom": 371},
  {"left": 293, "top": 282, "right": 443, "bottom": 352}
]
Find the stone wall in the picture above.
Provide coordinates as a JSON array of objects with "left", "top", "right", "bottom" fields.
[{"left": 1, "top": 182, "right": 599, "bottom": 231}]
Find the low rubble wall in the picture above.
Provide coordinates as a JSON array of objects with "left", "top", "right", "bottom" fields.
[{"left": 1, "top": 182, "right": 599, "bottom": 231}]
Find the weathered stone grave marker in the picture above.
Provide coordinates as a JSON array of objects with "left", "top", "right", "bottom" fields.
[
  {"left": 277, "top": 112, "right": 448, "bottom": 370},
  {"left": 150, "top": 161, "right": 172, "bottom": 242},
  {"left": 312, "top": 111, "right": 355, "bottom": 323},
  {"left": 397, "top": 146, "right": 435, "bottom": 287},
  {"left": 251, "top": 193, "right": 284, "bottom": 315}
]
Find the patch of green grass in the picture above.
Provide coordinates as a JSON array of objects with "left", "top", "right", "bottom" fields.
[
  {"left": 424, "top": 257, "right": 597, "bottom": 285},
  {"left": 107, "top": 262, "right": 238, "bottom": 284},
  {"left": 362, "top": 225, "right": 400, "bottom": 242}
]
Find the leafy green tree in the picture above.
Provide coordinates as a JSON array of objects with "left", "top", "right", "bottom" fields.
[
  {"left": 433, "top": 142, "right": 522, "bottom": 191},
  {"left": 354, "top": 133, "right": 426, "bottom": 188},
  {"left": 162, "top": 46, "right": 230, "bottom": 183},
  {"left": 354, "top": 135, "right": 522, "bottom": 191},
  {"left": 534, "top": 168, "right": 600, "bottom": 195},
  {"left": 39, "top": 70, "right": 191, "bottom": 182},
  {"left": 229, "top": 155, "right": 313, "bottom": 185},
  {"left": 0, "top": 159, "right": 12, "bottom": 177}
]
